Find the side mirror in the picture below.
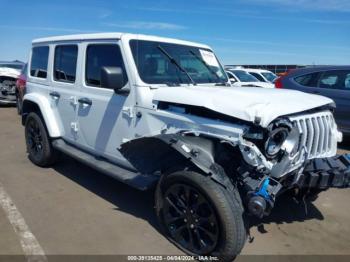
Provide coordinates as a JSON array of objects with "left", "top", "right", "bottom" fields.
[
  {"left": 229, "top": 78, "right": 237, "bottom": 83},
  {"left": 100, "top": 66, "right": 125, "bottom": 92}
]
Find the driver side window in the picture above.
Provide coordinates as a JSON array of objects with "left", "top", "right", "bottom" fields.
[{"left": 85, "top": 44, "right": 128, "bottom": 89}]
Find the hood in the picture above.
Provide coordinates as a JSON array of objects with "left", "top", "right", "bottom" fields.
[
  {"left": 0, "top": 67, "right": 21, "bottom": 79},
  {"left": 153, "top": 85, "right": 334, "bottom": 127},
  {"left": 233, "top": 82, "right": 274, "bottom": 88}
]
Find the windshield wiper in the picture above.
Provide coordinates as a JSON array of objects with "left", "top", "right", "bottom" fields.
[
  {"left": 189, "top": 50, "right": 228, "bottom": 86},
  {"left": 157, "top": 45, "right": 197, "bottom": 86}
]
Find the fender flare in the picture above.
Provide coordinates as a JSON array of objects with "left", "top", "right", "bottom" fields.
[
  {"left": 22, "top": 93, "right": 63, "bottom": 138},
  {"left": 120, "top": 134, "right": 234, "bottom": 189}
]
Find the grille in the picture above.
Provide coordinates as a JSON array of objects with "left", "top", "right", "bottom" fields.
[{"left": 289, "top": 111, "right": 338, "bottom": 159}]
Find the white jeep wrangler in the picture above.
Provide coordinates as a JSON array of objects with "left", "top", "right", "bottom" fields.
[{"left": 22, "top": 33, "right": 350, "bottom": 261}]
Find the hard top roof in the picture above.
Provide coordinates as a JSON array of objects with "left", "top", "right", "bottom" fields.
[{"left": 32, "top": 32, "right": 211, "bottom": 49}]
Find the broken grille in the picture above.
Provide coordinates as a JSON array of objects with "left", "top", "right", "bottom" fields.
[{"left": 289, "top": 111, "right": 337, "bottom": 159}]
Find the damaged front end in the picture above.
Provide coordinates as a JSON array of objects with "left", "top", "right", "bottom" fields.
[
  {"left": 0, "top": 67, "right": 20, "bottom": 105},
  {"left": 120, "top": 101, "right": 349, "bottom": 221},
  {"left": 236, "top": 110, "right": 349, "bottom": 218}
]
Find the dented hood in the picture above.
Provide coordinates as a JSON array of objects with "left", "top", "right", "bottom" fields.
[
  {"left": 153, "top": 85, "right": 334, "bottom": 127},
  {"left": 0, "top": 67, "right": 21, "bottom": 78}
]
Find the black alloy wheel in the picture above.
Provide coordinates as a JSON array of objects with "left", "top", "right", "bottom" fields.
[
  {"left": 162, "top": 183, "right": 219, "bottom": 254},
  {"left": 26, "top": 116, "right": 44, "bottom": 160}
]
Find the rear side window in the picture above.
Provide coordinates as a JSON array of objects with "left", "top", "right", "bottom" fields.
[
  {"left": 30, "top": 46, "right": 49, "bottom": 78},
  {"left": 318, "top": 70, "right": 350, "bottom": 90},
  {"left": 250, "top": 72, "right": 265, "bottom": 82},
  {"left": 85, "top": 44, "right": 128, "bottom": 88},
  {"left": 345, "top": 73, "right": 350, "bottom": 89},
  {"left": 54, "top": 45, "right": 78, "bottom": 83},
  {"left": 294, "top": 72, "right": 319, "bottom": 87}
]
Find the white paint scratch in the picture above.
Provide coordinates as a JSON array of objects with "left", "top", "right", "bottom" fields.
[{"left": 0, "top": 182, "right": 47, "bottom": 262}]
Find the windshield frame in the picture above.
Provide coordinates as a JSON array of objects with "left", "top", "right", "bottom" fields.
[{"left": 128, "top": 39, "right": 228, "bottom": 87}]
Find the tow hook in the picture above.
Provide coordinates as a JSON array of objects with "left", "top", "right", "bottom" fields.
[
  {"left": 248, "top": 178, "right": 272, "bottom": 218},
  {"left": 243, "top": 176, "right": 282, "bottom": 218}
]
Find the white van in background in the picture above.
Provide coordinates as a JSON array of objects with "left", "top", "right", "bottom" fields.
[{"left": 244, "top": 68, "right": 278, "bottom": 83}]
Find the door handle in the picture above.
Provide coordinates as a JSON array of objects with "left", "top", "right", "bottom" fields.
[
  {"left": 78, "top": 97, "right": 92, "bottom": 106},
  {"left": 49, "top": 91, "right": 61, "bottom": 99}
]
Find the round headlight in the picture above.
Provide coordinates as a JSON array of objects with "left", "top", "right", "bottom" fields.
[{"left": 265, "top": 127, "right": 289, "bottom": 158}]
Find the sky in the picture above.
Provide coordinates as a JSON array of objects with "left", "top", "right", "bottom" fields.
[{"left": 0, "top": 0, "right": 349, "bottom": 65}]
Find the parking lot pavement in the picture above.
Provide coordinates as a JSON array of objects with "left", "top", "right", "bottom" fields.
[{"left": 0, "top": 106, "right": 350, "bottom": 257}]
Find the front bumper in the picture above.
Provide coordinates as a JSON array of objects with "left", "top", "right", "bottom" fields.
[
  {"left": 296, "top": 154, "right": 350, "bottom": 189},
  {"left": 0, "top": 93, "right": 16, "bottom": 105},
  {"left": 242, "top": 154, "right": 350, "bottom": 218}
]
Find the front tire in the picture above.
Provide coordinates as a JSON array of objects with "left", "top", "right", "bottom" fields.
[
  {"left": 155, "top": 171, "right": 246, "bottom": 261},
  {"left": 25, "top": 112, "right": 58, "bottom": 167}
]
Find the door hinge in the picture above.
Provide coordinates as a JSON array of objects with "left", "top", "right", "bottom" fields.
[
  {"left": 122, "top": 106, "right": 134, "bottom": 118},
  {"left": 70, "top": 122, "right": 79, "bottom": 132}
]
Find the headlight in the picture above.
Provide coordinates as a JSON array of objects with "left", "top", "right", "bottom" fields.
[{"left": 264, "top": 127, "right": 289, "bottom": 158}]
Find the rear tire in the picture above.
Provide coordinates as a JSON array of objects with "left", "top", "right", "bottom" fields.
[
  {"left": 155, "top": 170, "right": 246, "bottom": 261},
  {"left": 25, "top": 112, "right": 58, "bottom": 167}
]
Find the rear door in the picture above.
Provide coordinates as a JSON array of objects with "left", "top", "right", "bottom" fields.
[
  {"left": 315, "top": 70, "right": 350, "bottom": 132},
  {"left": 51, "top": 44, "right": 80, "bottom": 143}
]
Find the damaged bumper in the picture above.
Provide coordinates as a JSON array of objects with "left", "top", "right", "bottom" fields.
[
  {"left": 0, "top": 69, "right": 19, "bottom": 105},
  {"left": 297, "top": 154, "right": 350, "bottom": 189},
  {"left": 0, "top": 95, "right": 16, "bottom": 105},
  {"left": 0, "top": 81, "right": 16, "bottom": 104},
  {"left": 242, "top": 154, "right": 350, "bottom": 218}
]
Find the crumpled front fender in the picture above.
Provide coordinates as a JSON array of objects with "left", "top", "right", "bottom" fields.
[{"left": 119, "top": 134, "right": 234, "bottom": 189}]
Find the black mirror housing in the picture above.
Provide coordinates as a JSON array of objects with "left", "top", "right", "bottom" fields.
[{"left": 100, "top": 67, "right": 125, "bottom": 92}]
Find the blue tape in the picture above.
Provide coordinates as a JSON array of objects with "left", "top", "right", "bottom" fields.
[{"left": 254, "top": 178, "right": 271, "bottom": 200}]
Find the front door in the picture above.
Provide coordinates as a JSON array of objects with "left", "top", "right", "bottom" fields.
[{"left": 76, "top": 42, "right": 134, "bottom": 163}]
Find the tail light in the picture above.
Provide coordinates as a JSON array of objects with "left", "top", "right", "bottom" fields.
[{"left": 275, "top": 77, "right": 283, "bottom": 89}]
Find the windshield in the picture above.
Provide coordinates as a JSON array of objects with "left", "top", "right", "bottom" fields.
[
  {"left": 130, "top": 40, "right": 228, "bottom": 85},
  {"left": 0, "top": 64, "right": 23, "bottom": 70},
  {"left": 262, "top": 72, "right": 277, "bottom": 82},
  {"left": 231, "top": 70, "right": 259, "bottom": 82}
]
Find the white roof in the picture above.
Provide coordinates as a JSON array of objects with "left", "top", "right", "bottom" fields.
[
  {"left": 32, "top": 32, "right": 123, "bottom": 43},
  {"left": 32, "top": 32, "right": 211, "bottom": 49},
  {"left": 244, "top": 68, "right": 274, "bottom": 73}
]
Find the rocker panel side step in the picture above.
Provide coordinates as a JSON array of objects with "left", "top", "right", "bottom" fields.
[{"left": 52, "top": 139, "right": 159, "bottom": 191}]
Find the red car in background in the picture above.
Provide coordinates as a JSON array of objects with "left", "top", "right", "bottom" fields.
[{"left": 15, "top": 64, "right": 27, "bottom": 115}]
